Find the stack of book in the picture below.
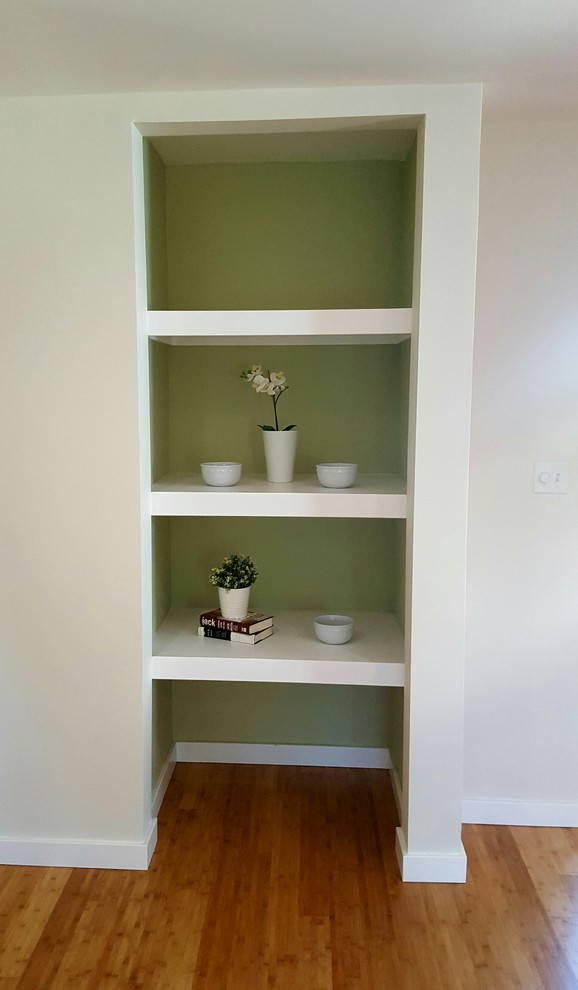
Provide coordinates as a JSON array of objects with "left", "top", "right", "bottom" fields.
[{"left": 198, "top": 608, "right": 274, "bottom": 644}]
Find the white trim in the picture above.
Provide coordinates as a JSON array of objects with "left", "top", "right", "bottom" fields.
[
  {"left": 395, "top": 828, "right": 467, "bottom": 883},
  {"left": 0, "top": 819, "right": 157, "bottom": 871},
  {"left": 151, "top": 746, "right": 177, "bottom": 818},
  {"left": 132, "top": 124, "right": 155, "bottom": 854},
  {"left": 462, "top": 799, "right": 578, "bottom": 828},
  {"left": 175, "top": 741, "right": 391, "bottom": 769}
]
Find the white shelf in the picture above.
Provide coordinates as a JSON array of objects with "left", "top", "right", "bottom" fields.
[
  {"left": 147, "top": 308, "right": 412, "bottom": 346},
  {"left": 150, "top": 473, "right": 407, "bottom": 518},
  {"left": 152, "top": 608, "right": 405, "bottom": 687}
]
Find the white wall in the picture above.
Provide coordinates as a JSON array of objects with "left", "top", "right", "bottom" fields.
[
  {"left": 0, "top": 97, "right": 147, "bottom": 850},
  {"left": 0, "top": 85, "right": 481, "bottom": 876},
  {"left": 4, "top": 87, "right": 573, "bottom": 868},
  {"left": 465, "top": 121, "right": 578, "bottom": 823}
]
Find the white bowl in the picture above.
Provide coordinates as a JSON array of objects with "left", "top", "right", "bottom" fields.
[
  {"left": 313, "top": 614, "right": 354, "bottom": 645},
  {"left": 200, "top": 462, "right": 242, "bottom": 487},
  {"left": 316, "top": 463, "right": 358, "bottom": 488}
]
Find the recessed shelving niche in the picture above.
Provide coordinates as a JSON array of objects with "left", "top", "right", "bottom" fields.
[
  {"left": 143, "top": 121, "right": 415, "bottom": 830},
  {"left": 148, "top": 339, "right": 411, "bottom": 489},
  {"left": 139, "top": 87, "right": 482, "bottom": 885},
  {"left": 150, "top": 514, "right": 406, "bottom": 687}
]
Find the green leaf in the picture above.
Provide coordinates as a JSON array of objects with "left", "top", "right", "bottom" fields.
[
  {"left": 259, "top": 424, "right": 276, "bottom": 431},
  {"left": 283, "top": 424, "right": 297, "bottom": 431}
]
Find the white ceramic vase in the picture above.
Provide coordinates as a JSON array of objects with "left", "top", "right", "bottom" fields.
[
  {"left": 262, "top": 429, "right": 298, "bottom": 483},
  {"left": 218, "top": 586, "right": 251, "bottom": 620}
]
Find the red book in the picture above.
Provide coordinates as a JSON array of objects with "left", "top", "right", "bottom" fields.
[{"left": 198, "top": 608, "right": 274, "bottom": 635}]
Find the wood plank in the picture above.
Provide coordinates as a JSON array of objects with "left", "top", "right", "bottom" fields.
[{"left": 1, "top": 766, "right": 577, "bottom": 989}]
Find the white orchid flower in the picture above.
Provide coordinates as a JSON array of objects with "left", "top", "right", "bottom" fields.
[
  {"left": 267, "top": 371, "right": 288, "bottom": 396},
  {"left": 252, "top": 374, "right": 271, "bottom": 393},
  {"left": 241, "top": 362, "right": 293, "bottom": 431},
  {"left": 241, "top": 365, "right": 262, "bottom": 382}
]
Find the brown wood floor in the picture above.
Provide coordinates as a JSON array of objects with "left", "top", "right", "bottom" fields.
[{"left": 0, "top": 764, "right": 577, "bottom": 989}]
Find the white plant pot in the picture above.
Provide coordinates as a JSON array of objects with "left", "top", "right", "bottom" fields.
[
  {"left": 262, "top": 429, "right": 298, "bottom": 483},
  {"left": 218, "top": 586, "right": 251, "bottom": 620}
]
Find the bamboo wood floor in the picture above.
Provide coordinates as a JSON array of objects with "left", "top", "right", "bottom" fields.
[{"left": 0, "top": 763, "right": 577, "bottom": 989}]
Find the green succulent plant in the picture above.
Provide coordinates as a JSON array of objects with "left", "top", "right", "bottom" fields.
[{"left": 209, "top": 554, "right": 258, "bottom": 590}]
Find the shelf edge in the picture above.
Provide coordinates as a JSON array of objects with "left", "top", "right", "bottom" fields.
[
  {"left": 147, "top": 308, "right": 412, "bottom": 342},
  {"left": 151, "top": 656, "right": 405, "bottom": 687}
]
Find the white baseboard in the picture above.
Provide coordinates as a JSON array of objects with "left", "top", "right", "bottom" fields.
[
  {"left": 395, "top": 827, "right": 467, "bottom": 883},
  {"left": 151, "top": 746, "right": 177, "bottom": 818},
  {"left": 0, "top": 818, "right": 157, "bottom": 871},
  {"left": 462, "top": 799, "right": 578, "bottom": 828},
  {"left": 175, "top": 742, "right": 391, "bottom": 769}
]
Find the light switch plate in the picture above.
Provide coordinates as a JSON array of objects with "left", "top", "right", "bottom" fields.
[{"left": 533, "top": 461, "right": 569, "bottom": 494}]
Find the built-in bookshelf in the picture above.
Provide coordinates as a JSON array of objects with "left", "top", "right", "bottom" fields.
[
  {"left": 138, "top": 88, "right": 482, "bottom": 884},
  {"left": 144, "top": 125, "right": 416, "bottom": 868}
]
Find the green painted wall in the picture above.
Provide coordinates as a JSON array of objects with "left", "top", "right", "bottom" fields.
[
  {"left": 143, "top": 141, "right": 168, "bottom": 310},
  {"left": 394, "top": 518, "right": 406, "bottom": 633},
  {"left": 165, "top": 161, "right": 412, "bottom": 310},
  {"left": 149, "top": 340, "right": 169, "bottom": 481},
  {"left": 168, "top": 516, "right": 402, "bottom": 614},
  {"left": 152, "top": 344, "right": 408, "bottom": 480},
  {"left": 173, "top": 682, "right": 392, "bottom": 749},
  {"left": 401, "top": 139, "right": 417, "bottom": 308},
  {"left": 152, "top": 516, "right": 171, "bottom": 627},
  {"left": 397, "top": 338, "right": 411, "bottom": 482},
  {"left": 152, "top": 680, "right": 173, "bottom": 788},
  {"left": 388, "top": 688, "right": 404, "bottom": 782}
]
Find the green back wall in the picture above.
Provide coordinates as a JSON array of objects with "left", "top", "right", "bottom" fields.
[
  {"left": 167, "top": 516, "right": 403, "bottom": 615},
  {"left": 388, "top": 688, "right": 405, "bottom": 781},
  {"left": 172, "top": 682, "right": 394, "bottom": 749},
  {"left": 165, "top": 160, "right": 412, "bottom": 310},
  {"left": 143, "top": 140, "right": 168, "bottom": 310},
  {"left": 149, "top": 340, "right": 169, "bottom": 480},
  {"left": 152, "top": 680, "right": 173, "bottom": 787},
  {"left": 150, "top": 343, "right": 409, "bottom": 480},
  {"left": 401, "top": 139, "right": 417, "bottom": 307}
]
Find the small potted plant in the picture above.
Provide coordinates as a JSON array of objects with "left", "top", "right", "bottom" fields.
[
  {"left": 240, "top": 365, "right": 297, "bottom": 482},
  {"left": 209, "top": 553, "right": 258, "bottom": 620}
]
